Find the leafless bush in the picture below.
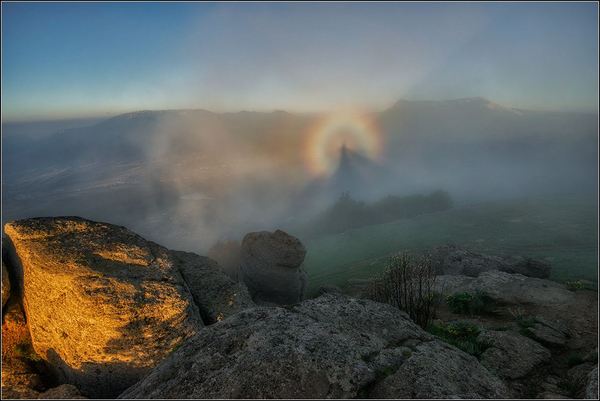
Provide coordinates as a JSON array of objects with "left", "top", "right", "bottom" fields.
[{"left": 365, "top": 253, "right": 438, "bottom": 328}]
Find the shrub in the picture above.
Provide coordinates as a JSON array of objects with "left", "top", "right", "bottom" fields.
[
  {"left": 446, "top": 291, "right": 496, "bottom": 315},
  {"left": 364, "top": 253, "right": 438, "bottom": 328},
  {"left": 427, "top": 321, "right": 489, "bottom": 357}
]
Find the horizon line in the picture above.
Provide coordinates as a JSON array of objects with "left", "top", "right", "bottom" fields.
[{"left": 2, "top": 96, "right": 599, "bottom": 125}]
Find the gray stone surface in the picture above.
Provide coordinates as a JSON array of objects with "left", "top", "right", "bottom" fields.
[
  {"left": 525, "top": 317, "right": 569, "bottom": 347},
  {"left": 120, "top": 294, "right": 510, "bottom": 399},
  {"left": 436, "top": 270, "right": 575, "bottom": 306},
  {"left": 240, "top": 229, "right": 307, "bottom": 305},
  {"left": 477, "top": 330, "right": 551, "bottom": 379},
  {"left": 369, "top": 340, "right": 510, "bottom": 399},
  {"left": 585, "top": 366, "right": 598, "bottom": 399},
  {"left": 430, "top": 245, "right": 551, "bottom": 278},
  {"left": 172, "top": 250, "right": 254, "bottom": 324}
]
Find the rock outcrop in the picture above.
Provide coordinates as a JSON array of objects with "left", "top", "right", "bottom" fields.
[
  {"left": 477, "top": 330, "right": 551, "bottom": 380},
  {"left": 430, "top": 245, "right": 551, "bottom": 278},
  {"left": 435, "top": 270, "right": 574, "bottom": 306},
  {"left": 2, "top": 259, "right": 10, "bottom": 307},
  {"left": 171, "top": 250, "right": 254, "bottom": 324},
  {"left": 239, "top": 229, "right": 307, "bottom": 305},
  {"left": 119, "top": 294, "right": 510, "bottom": 399},
  {"left": 3, "top": 217, "right": 203, "bottom": 398}
]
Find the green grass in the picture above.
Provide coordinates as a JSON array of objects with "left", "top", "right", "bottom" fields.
[
  {"left": 515, "top": 315, "right": 538, "bottom": 338},
  {"left": 302, "top": 195, "right": 597, "bottom": 294},
  {"left": 427, "top": 321, "right": 489, "bottom": 358},
  {"left": 446, "top": 291, "right": 496, "bottom": 315}
]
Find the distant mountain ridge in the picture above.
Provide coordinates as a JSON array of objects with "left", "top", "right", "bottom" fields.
[{"left": 2, "top": 97, "right": 596, "bottom": 250}]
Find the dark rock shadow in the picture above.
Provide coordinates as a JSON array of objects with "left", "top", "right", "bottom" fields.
[{"left": 45, "top": 348, "right": 150, "bottom": 399}]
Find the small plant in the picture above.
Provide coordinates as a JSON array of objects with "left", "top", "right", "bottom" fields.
[
  {"left": 565, "top": 280, "right": 585, "bottom": 291},
  {"left": 507, "top": 306, "right": 527, "bottom": 320},
  {"left": 365, "top": 252, "right": 438, "bottom": 329},
  {"left": 512, "top": 313, "right": 538, "bottom": 338},
  {"left": 508, "top": 306, "right": 537, "bottom": 336},
  {"left": 446, "top": 291, "right": 496, "bottom": 315},
  {"left": 427, "top": 321, "right": 489, "bottom": 358}
]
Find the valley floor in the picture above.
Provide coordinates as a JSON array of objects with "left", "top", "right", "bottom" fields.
[{"left": 303, "top": 195, "right": 598, "bottom": 294}]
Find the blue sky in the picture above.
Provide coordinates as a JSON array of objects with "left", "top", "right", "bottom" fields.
[{"left": 2, "top": 1, "right": 598, "bottom": 121}]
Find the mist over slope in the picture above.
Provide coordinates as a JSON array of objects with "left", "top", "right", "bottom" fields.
[{"left": 2, "top": 98, "right": 597, "bottom": 251}]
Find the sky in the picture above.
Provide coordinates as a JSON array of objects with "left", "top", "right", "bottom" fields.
[{"left": 1, "top": 1, "right": 598, "bottom": 121}]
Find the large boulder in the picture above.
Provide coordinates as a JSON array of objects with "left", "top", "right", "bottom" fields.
[
  {"left": 239, "top": 229, "right": 307, "bottom": 305},
  {"left": 477, "top": 330, "right": 551, "bottom": 380},
  {"left": 435, "top": 270, "right": 575, "bottom": 306},
  {"left": 430, "top": 245, "right": 551, "bottom": 278},
  {"left": 2, "top": 259, "right": 10, "bottom": 307},
  {"left": 119, "top": 294, "right": 510, "bottom": 399},
  {"left": 3, "top": 217, "right": 203, "bottom": 398},
  {"left": 171, "top": 250, "right": 254, "bottom": 324}
]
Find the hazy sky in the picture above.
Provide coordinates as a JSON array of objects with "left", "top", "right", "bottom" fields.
[{"left": 2, "top": 1, "right": 598, "bottom": 121}]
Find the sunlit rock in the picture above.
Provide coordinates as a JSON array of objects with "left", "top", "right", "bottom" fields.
[
  {"left": 1, "top": 301, "right": 45, "bottom": 397},
  {"left": 3, "top": 217, "right": 203, "bottom": 398}
]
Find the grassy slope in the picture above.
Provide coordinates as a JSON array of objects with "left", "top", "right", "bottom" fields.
[{"left": 303, "top": 196, "right": 598, "bottom": 294}]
